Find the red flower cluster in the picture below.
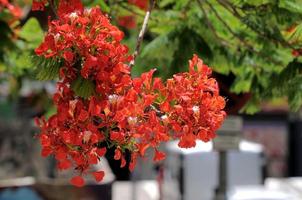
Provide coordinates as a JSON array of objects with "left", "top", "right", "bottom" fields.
[
  {"left": 34, "top": 3, "right": 226, "bottom": 187},
  {"left": 0, "top": 0, "right": 22, "bottom": 22}
]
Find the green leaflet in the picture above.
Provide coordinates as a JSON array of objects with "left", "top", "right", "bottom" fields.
[
  {"left": 19, "top": 18, "right": 44, "bottom": 49},
  {"left": 284, "top": 23, "right": 302, "bottom": 45},
  {"left": 71, "top": 76, "right": 96, "bottom": 99},
  {"left": 279, "top": 0, "right": 302, "bottom": 15},
  {"left": 32, "top": 55, "right": 62, "bottom": 81},
  {"left": 83, "top": 0, "right": 110, "bottom": 13}
]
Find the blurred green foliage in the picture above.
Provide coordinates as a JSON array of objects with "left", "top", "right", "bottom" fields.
[{"left": 2, "top": 0, "right": 302, "bottom": 113}]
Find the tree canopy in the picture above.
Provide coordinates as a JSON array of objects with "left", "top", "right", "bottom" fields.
[{"left": 1, "top": 0, "right": 302, "bottom": 113}]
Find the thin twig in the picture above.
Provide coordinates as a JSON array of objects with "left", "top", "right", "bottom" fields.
[
  {"left": 48, "top": 0, "right": 59, "bottom": 19},
  {"left": 205, "top": 0, "right": 283, "bottom": 66},
  {"left": 129, "top": 0, "right": 156, "bottom": 67},
  {"left": 119, "top": 4, "right": 146, "bottom": 18},
  {"left": 217, "top": 0, "right": 293, "bottom": 49}
]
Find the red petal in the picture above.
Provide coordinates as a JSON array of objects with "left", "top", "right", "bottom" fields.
[
  {"left": 55, "top": 151, "right": 67, "bottom": 160},
  {"left": 114, "top": 148, "right": 122, "bottom": 160},
  {"left": 70, "top": 176, "right": 85, "bottom": 187},
  {"left": 125, "top": 89, "right": 138, "bottom": 102},
  {"left": 120, "top": 156, "right": 126, "bottom": 168},
  {"left": 96, "top": 147, "right": 107, "bottom": 157},
  {"left": 88, "top": 153, "right": 98, "bottom": 165},
  {"left": 143, "top": 94, "right": 155, "bottom": 107},
  {"left": 138, "top": 143, "right": 150, "bottom": 156},
  {"left": 153, "top": 149, "right": 166, "bottom": 162},
  {"left": 160, "top": 101, "right": 170, "bottom": 112},
  {"left": 178, "top": 133, "right": 196, "bottom": 148},
  {"left": 110, "top": 131, "right": 125, "bottom": 142},
  {"left": 41, "top": 147, "right": 52, "bottom": 157},
  {"left": 57, "top": 159, "right": 72, "bottom": 170},
  {"left": 78, "top": 109, "right": 89, "bottom": 122},
  {"left": 129, "top": 153, "right": 138, "bottom": 171},
  {"left": 92, "top": 171, "right": 105, "bottom": 182},
  {"left": 63, "top": 51, "right": 74, "bottom": 63}
]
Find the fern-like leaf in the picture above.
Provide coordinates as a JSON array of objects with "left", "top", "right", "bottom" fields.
[
  {"left": 32, "top": 55, "right": 62, "bottom": 81},
  {"left": 71, "top": 76, "right": 96, "bottom": 99}
]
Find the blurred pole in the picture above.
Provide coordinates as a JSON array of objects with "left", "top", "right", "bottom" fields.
[
  {"left": 214, "top": 151, "right": 227, "bottom": 200},
  {"left": 213, "top": 116, "right": 242, "bottom": 200},
  {"left": 131, "top": 173, "right": 137, "bottom": 200},
  {"left": 157, "top": 164, "right": 164, "bottom": 200}
]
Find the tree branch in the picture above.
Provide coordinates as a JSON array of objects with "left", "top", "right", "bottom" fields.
[
  {"left": 48, "top": 0, "right": 59, "bottom": 19},
  {"left": 119, "top": 4, "right": 146, "bottom": 18},
  {"left": 217, "top": 0, "right": 293, "bottom": 49},
  {"left": 129, "top": 0, "right": 156, "bottom": 68},
  {"left": 197, "top": 0, "right": 229, "bottom": 47},
  {"left": 205, "top": 0, "right": 283, "bottom": 66}
]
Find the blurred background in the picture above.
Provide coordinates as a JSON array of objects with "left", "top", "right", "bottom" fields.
[{"left": 1, "top": 0, "right": 302, "bottom": 199}]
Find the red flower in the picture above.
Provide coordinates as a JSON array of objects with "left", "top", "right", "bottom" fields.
[{"left": 35, "top": 2, "right": 226, "bottom": 187}]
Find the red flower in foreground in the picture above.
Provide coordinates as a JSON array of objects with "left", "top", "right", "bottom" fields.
[{"left": 35, "top": 2, "right": 226, "bottom": 187}]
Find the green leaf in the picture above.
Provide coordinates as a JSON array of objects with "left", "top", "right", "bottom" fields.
[
  {"left": 141, "top": 34, "right": 170, "bottom": 58},
  {"left": 33, "top": 55, "right": 62, "bottom": 80},
  {"left": 279, "top": 0, "right": 302, "bottom": 14},
  {"left": 71, "top": 76, "right": 96, "bottom": 99},
  {"left": 243, "top": 0, "right": 273, "bottom": 6},
  {"left": 19, "top": 18, "right": 44, "bottom": 48},
  {"left": 240, "top": 97, "right": 261, "bottom": 114},
  {"left": 159, "top": 0, "right": 175, "bottom": 8},
  {"left": 83, "top": 0, "right": 110, "bottom": 13},
  {"left": 284, "top": 23, "right": 302, "bottom": 45}
]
